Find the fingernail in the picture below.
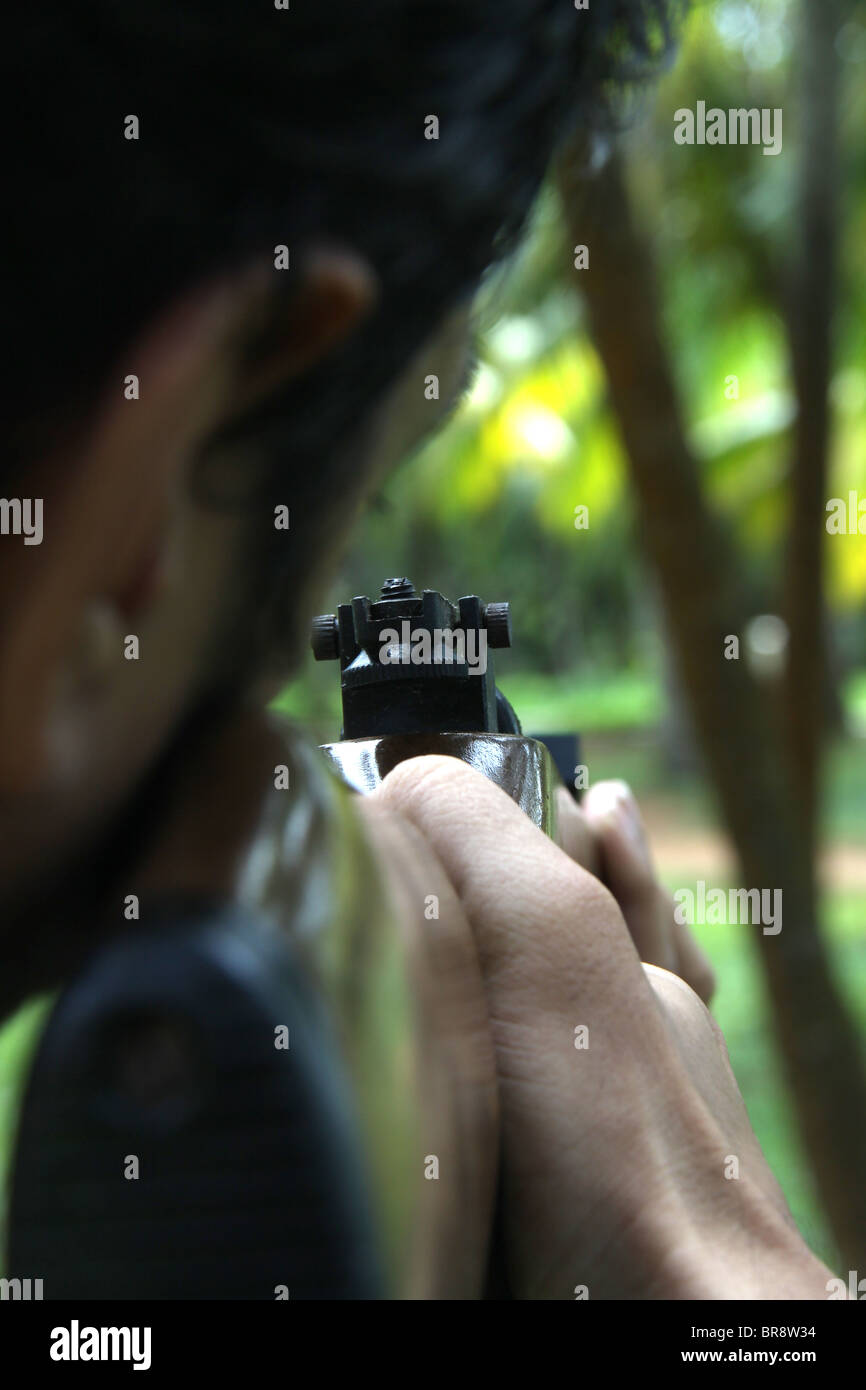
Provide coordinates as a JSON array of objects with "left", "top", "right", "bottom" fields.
[{"left": 613, "top": 783, "right": 649, "bottom": 859}]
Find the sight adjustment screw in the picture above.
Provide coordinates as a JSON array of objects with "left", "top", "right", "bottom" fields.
[
  {"left": 483, "top": 602, "right": 512, "bottom": 648},
  {"left": 380, "top": 577, "right": 415, "bottom": 599},
  {"left": 310, "top": 612, "right": 340, "bottom": 661}
]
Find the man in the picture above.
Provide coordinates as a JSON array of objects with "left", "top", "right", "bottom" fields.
[{"left": 0, "top": 1, "right": 836, "bottom": 1297}]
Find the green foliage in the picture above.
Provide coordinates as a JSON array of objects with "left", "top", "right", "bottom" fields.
[
  {"left": 307, "top": 2, "right": 865, "bottom": 700},
  {"left": 281, "top": 0, "right": 866, "bottom": 1268}
]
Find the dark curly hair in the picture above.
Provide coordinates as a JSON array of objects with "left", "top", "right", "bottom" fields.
[{"left": 5, "top": 0, "right": 679, "bottom": 657}]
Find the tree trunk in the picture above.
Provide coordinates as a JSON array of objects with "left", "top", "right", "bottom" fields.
[
  {"left": 781, "top": 0, "right": 842, "bottom": 857},
  {"left": 557, "top": 142, "right": 866, "bottom": 1269}
]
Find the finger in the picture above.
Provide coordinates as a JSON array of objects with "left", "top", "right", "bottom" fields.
[
  {"left": 581, "top": 780, "right": 675, "bottom": 970},
  {"left": 373, "top": 755, "right": 641, "bottom": 1021},
  {"left": 356, "top": 794, "right": 496, "bottom": 1067},
  {"left": 671, "top": 911, "right": 717, "bottom": 1005},
  {"left": 554, "top": 785, "right": 601, "bottom": 875},
  {"left": 643, "top": 964, "right": 787, "bottom": 1213},
  {"left": 583, "top": 782, "right": 716, "bottom": 998},
  {"left": 354, "top": 794, "right": 500, "bottom": 1293}
]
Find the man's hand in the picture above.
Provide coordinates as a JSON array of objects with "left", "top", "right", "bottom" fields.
[
  {"left": 555, "top": 779, "right": 716, "bottom": 1004},
  {"left": 371, "top": 755, "right": 836, "bottom": 1300}
]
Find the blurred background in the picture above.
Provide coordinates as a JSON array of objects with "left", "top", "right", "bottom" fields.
[{"left": 280, "top": 0, "right": 866, "bottom": 1272}]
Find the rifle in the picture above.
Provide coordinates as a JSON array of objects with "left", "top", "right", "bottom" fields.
[
  {"left": 313, "top": 573, "right": 580, "bottom": 832},
  {"left": 3, "top": 578, "right": 578, "bottom": 1299},
  {"left": 311, "top": 577, "right": 581, "bottom": 1297}
]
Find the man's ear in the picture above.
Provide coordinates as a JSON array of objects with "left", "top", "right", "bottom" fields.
[
  {"left": 0, "top": 249, "right": 377, "bottom": 792},
  {"left": 229, "top": 248, "right": 378, "bottom": 419}
]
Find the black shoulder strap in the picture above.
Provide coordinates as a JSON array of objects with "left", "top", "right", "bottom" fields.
[{"left": 7, "top": 906, "right": 384, "bottom": 1299}]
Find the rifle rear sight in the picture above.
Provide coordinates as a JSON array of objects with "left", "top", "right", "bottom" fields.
[{"left": 310, "top": 578, "right": 519, "bottom": 739}]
